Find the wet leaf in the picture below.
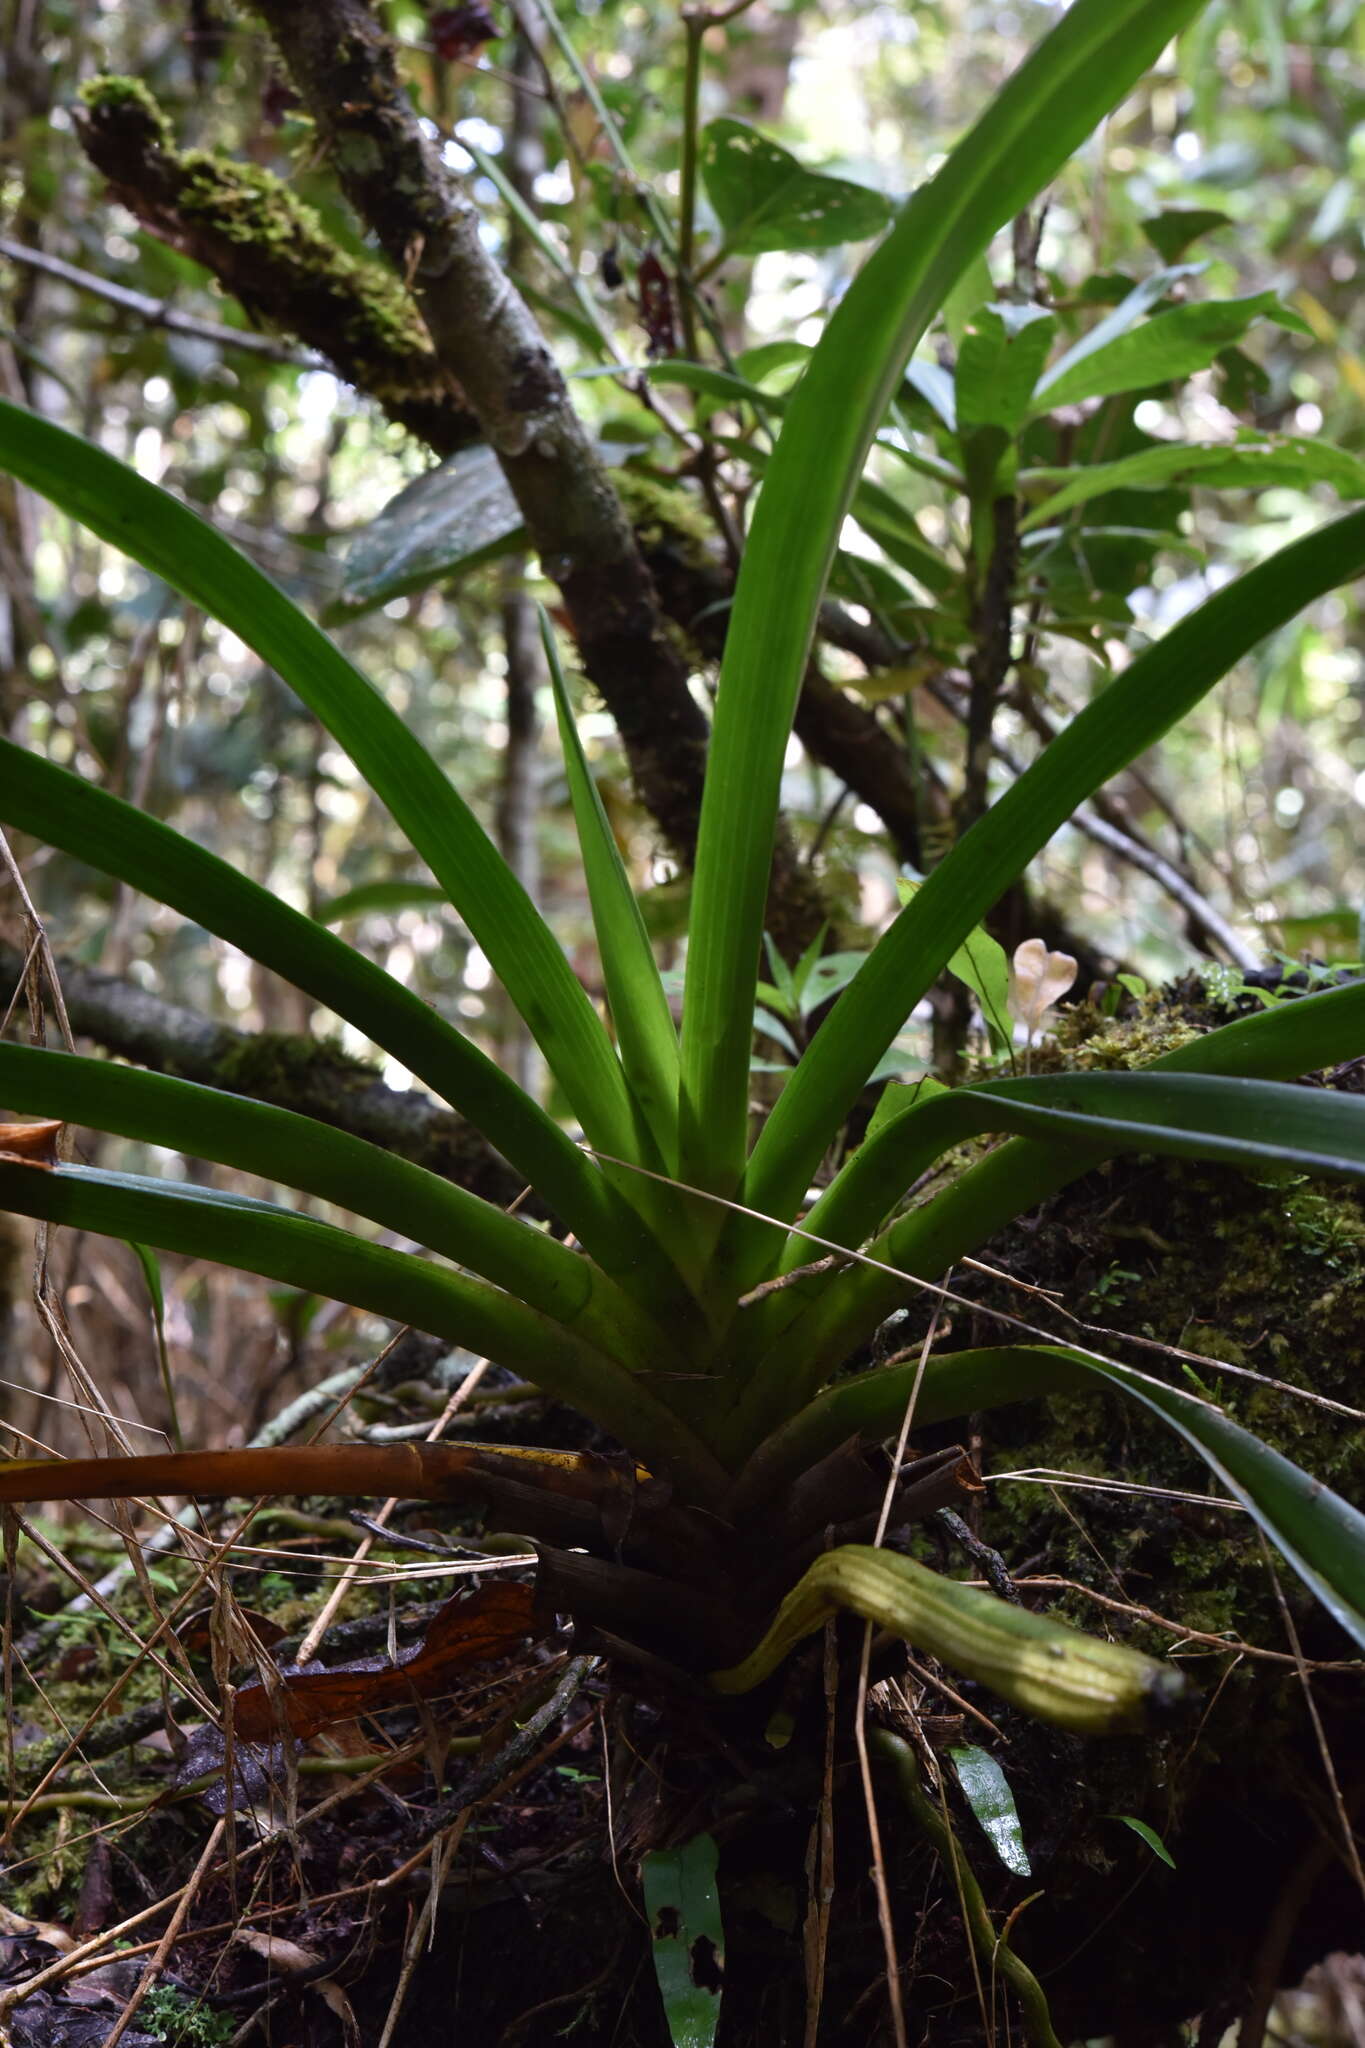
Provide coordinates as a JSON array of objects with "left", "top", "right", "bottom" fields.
[
  {"left": 948, "top": 1744, "right": 1032, "bottom": 1875},
  {"left": 337, "top": 443, "right": 523, "bottom": 615},
  {"left": 642, "top": 1832, "right": 725, "bottom": 2048}
]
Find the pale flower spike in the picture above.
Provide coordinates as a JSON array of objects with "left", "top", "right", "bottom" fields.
[{"left": 1008, "top": 937, "right": 1079, "bottom": 1038}]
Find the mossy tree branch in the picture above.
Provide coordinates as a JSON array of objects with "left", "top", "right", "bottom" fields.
[
  {"left": 75, "top": 79, "right": 482, "bottom": 457},
  {"left": 245, "top": 3, "right": 831, "bottom": 949},
  {"left": 0, "top": 942, "right": 526, "bottom": 1211},
  {"left": 75, "top": 60, "right": 827, "bottom": 955}
]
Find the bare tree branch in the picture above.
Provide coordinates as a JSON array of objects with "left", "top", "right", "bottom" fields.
[{"left": 0, "top": 235, "right": 321, "bottom": 367}]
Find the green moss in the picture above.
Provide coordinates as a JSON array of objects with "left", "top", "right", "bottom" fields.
[
  {"left": 2, "top": 1818, "right": 81, "bottom": 1919},
  {"left": 210, "top": 1028, "right": 376, "bottom": 1099},
  {"left": 172, "top": 152, "right": 431, "bottom": 377},
  {"left": 615, "top": 469, "right": 716, "bottom": 569},
  {"left": 1045, "top": 994, "right": 1203, "bottom": 1069},
  {"left": 78, "top": 75, "right": 172, "bottom": 150},
  {"left": 80, "top": 78, "right": 435, "bottom": 399},
  {"left": 975, "top": 1146, "right": 1365, "bottom": 1654}
]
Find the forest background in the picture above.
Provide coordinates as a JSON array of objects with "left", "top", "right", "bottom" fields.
[{"left": 3, "top": 1, "right": 1365, "bottom": 2044}]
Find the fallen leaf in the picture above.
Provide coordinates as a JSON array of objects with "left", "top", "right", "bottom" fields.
[{"left": 231, "top": 1580, "right": 538, "bottom": 1743}]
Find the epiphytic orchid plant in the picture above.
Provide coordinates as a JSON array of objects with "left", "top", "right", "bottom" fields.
[{"left": 1, "top": 0, "right": 1364, "bottom": 1749}]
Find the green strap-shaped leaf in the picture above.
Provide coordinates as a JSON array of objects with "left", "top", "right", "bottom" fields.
[
  {"left": 0, "top": 1161, "right": 726, "bottom": 1505},
  {"left": 317, "top": 879, "right": 449, "bottom": 923},
  {"left": 732, "top": 977, "right": 1365, "bottom": 1453},
  {"left": 707, "top": 430, "right": 957, "bottom": 598},
  {"left": 0, "top": 743, "right": 684, "bottom": 1307},
  {"left": 735, "top": 1066, "right": 1365, "bottom": 1450},
  {"left": 677, "top": 0, "right": 1206, "bottom": 1199},
  {"left": 543, "top": 615, "right": 680, "bottom": 1168},
  {"left": 740, "top": 503, "right": 1365, "bottom": 1261},
  {"left": 0, "top": 1042, "right": 675, "bottom": 1367},
  {"left": 738, "top": 1345, "right": 1365, "bottom": 1653},
  {"left": 0, "top": 398, "right": 637, "bottom": 1160},
  {"left": 798, "top": 1060, "right": 1365, "bottom": 1274}
]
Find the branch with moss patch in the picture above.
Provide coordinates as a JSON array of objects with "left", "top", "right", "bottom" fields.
[
  {"left": 74, "top": 76, "right": 481, "bottom": 456},
  {"left": 0, "top": 942, "right": 525, "bottom": 1209}
]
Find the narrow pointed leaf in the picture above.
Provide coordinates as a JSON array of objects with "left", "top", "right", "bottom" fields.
[
  {"left": 0, "top": 399, "right": 635, "bottom": 1156},
  {"left": 0, "top": 1041, "right": 673, "bottom": 1360},
  {"left": 735, "top": 978, "right": 1365, "bottom": 1453},
  {"left": 317, "top": 879, "right": 448, "bottom": 923},
  {"left": 742, "top": 505, "right": 1365, "bottom": 1250},
  {"left": 1034, "top": 291, "right": 1305, "bottom": 412},
  {"left": 1032, "top": 263, "right": 1204, "bottom": 390},
  {"left": 797, "top": 1069, "right": 1365, "bottom": 1268},
  {"left": 1020, "top": 435, "right": 1365, "bottom": 533},
  {"left": 0, "top": 743, "right": 681, "bottom": 1304},
  {"left": 0, "top": 1161, "right": 725, "bottom": 1501},
  {"left": 543, "top": 616, "right": 680, "bottom": 1166},
  {"left": 679, "top": 0, "right": 1206, "bottom": 1196}
]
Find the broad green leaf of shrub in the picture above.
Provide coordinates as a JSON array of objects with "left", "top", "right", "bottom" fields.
[
  {"left": 334, "top": 442, "right": 524, "bottom": 617},
  {"left": 1034, "top": 291, "right": 1310, "bottom": 412},
  {"left": 1021, "top": 435, "right": 1365, "bottom": 532},
  {"left": 1140, "top": 208, "right": 1232, "bottom": 262},
  {"left": 956, "top": 303, "right": 1057, "bottom": 436},
  {"left": 699, "top": 118, "right": 893, "bottom": 257}
]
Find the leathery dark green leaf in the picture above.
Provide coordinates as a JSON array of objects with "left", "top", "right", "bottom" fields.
[{"left": 0, "top": 397, "right": 638, "bottom": 1160}]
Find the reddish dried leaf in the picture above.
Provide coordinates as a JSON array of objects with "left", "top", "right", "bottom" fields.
[
  {"left": 636, "top": 252, "right": 679, "bottom": 359},
  {"left": 0, "top": 1119, "right": 60, "bottom": 1168},
  {"left": 178, "top": 1603, "right": 285, "bottom": 1657},
  {"left": 231, "top": 1580, "right": 539, "bottom": 1743},
  {"left": 261, "top": 73, "right": 300, "bottom": 125},
  {"left": 430, "top": 3, "right": 498, "bottom": 61}
]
